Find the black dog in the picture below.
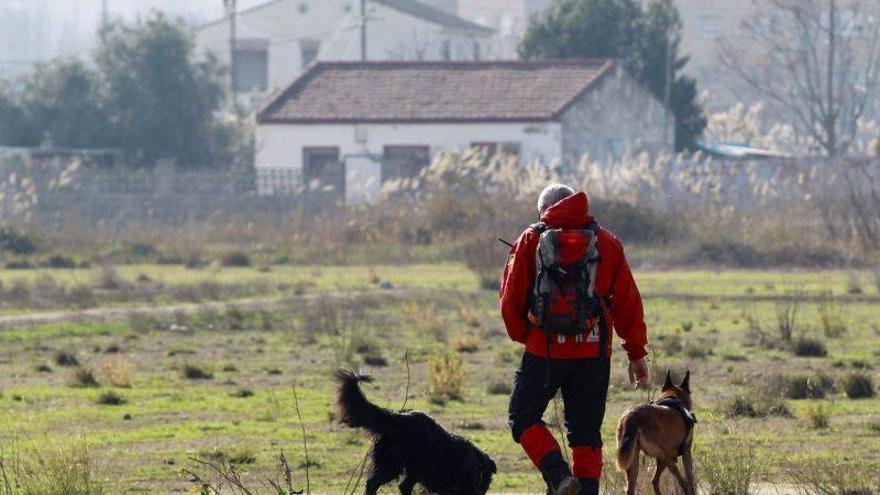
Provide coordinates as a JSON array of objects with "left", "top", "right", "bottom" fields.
[{"left": 335, "top": 370, "right": 497, "bottom": 495}]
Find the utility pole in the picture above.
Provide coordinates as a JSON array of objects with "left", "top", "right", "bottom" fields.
[
  {"left": 360, "top": 0, "right": 367, "bottom": 61},
  {"left": 225, "top": 0, "right": 237, "bottom": 96},
  {"left": 100, "top": 0, "right": 109, "bottom": 37},
  {"left": 662, "top": 22, "right": 673, "bottom": 151}
]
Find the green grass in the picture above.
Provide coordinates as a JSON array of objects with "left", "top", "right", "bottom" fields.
[{"left": 0, "top": 265, "right": 878, "bottom": 493}]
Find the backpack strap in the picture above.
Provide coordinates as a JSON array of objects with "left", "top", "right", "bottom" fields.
[{"left": 530, "top": 222, "right": 548, "bottom": 235}]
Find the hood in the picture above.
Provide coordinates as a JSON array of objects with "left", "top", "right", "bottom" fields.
[{"left": 540, "top": 191, "right": 594, "bottom": 228}]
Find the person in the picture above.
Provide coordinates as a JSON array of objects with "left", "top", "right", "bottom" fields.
[{"left": 500, "top": 184, "right": 649, "bottom": 495}]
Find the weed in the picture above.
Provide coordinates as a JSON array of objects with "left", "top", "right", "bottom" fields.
[
  {"left": 867, "top": 421, "right": 880, "bottom": 434},
  {"left": 768, "top": 372, "right": 835, "bottom": 399},
  {"left": 96, "top": 391, "right": 126, "bottom": 406},
  {"left": 461, "top": 236, "right": 503, "bottom": 290},
  {"left": 775, "top": 292, "right": 801, "bottom": 343},
  {"left": 452, "top": 334, "right": 481, "bottom": 353},
  {"left": 791, "top": 337, "right": 828, "bottom": 357},
  {"left": 54, "top": 351, "right": 79, "bottom": 367},
  {"left": 804, "top": 402, "right": 831, "bottom": 429},
  {"left": 35, "top": 363, "right": 52, "bottom": 373},
  {"left": 428, "top": 352, "right": 465, "bottom": 403},
  {"left": 401, "top": 303, "right": 446, "bottom": 341},
  {"left": 698, "top": 436, "right": 761, "bottom": 495},
  {"left": 680, "top": 321, "right": 694, "bottom": 332},
  {"left": 0, "top": 435, "right": 107, "bottom": 495},
  {"left": 846, "top": 273, "right": 863, "bottom": 294},
  {"left": 95, "top": 265, "right": 127, "bottom": 290},
  {"left": 69, "top": 368, "right": 99, "bottom": 388},
  {"left": 181, "top": 364, "right": 213, "bottom": 380},
  {"left": 818, "top": 298, "right": 847, "bottom": 338},
  {"left": 784, "top": 457, "right": 879, "bottom": 495},
  {"left": 842, "top": 372, "right": 875, "bottom": 399}
]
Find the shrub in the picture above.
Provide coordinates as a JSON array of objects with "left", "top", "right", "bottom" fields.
[
  {"left": 96, "top": 391, "right": 126, "bottom": 405},
  {"left": 0, "top": 227, "right": 38, "bottom": 254},
  {"left": 35, "top": 363, "right": 53, "bottom": 373},
  {"left": 791, "top": 337, "right": 827, "bottom": 357},
  {"left": 487, "top": 381, "right": 512, "bottom": 395},
  {"left": 818, "top": 299, "right": 847, "bottom": 338},
  {"left": 775, "top": 295, "right": 801, "bottom": 343},
  {"left": 54, "top": 351, "right": 79, "bottom": 367},
  {"left": 230, "top": 387, "right": 254, "bottom": 398},
  {"left": 804, "top": 402, "right": 831, "bottom": 429},
  {"left": 181, "top": 364, "right": 213, "bottom": 380},
  {"left": 722, "top": 395, "right": 790, "bottom": 418},
  {"left": 45, "top": 254, "right": 77, "bottom": 268},
  {"left": 842, "top": 372, "right": 875, "bottom": 399},
  {"left": 452, "top": 334, "right": 481, "bottom": 353},
  {"left": 698, "top": 437, "right": 761, "bottom": 495},
  {"left": 459, "top": 305, "right": 482, "bottom": 327},
  {"left": 220, "top": 251, "right": 251, "bottom": 267},
  {"left": 69, "top": 368, "right": 99, "bottom": 388},
  {"left": 401, "top": 303, "right": 446, "bottom": 341},
  {"left": 428, "top": 352, "right": 465, "bottom": 403},
  {"left": 94, "top": 355, "right": 132, "bottom": 388},
  {"left": 461, "top": 236, "right": 502, "bottom": 290},
  {"left": 361, "top": 352, "right": 388, "bottom": 367},
  {"left": 769, "top": 372, "right": 835, "bottom": 399}
]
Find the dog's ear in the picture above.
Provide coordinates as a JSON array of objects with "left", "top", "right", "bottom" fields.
[
  {"left": 680, "top": 369, "right": 691, "bottom": 393},
  {"left": 662, "top": 369, "right": 674, "bottom": 390}
]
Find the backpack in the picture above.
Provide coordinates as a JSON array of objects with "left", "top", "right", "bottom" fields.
[{"left": 528, "top": 222, "right": 608, "bottom": 352}]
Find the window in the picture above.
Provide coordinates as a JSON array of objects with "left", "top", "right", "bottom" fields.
[
  {"left": 382, "top": 146, "right": 430, "bottom": 183},
  {"left": 471, "top": 142, "right": 521, "bottom": 156},
  {"left": 300, "top": 39, "right": 321, "bottom": 69},
  {"left": 233, "top": 38, "right": 268, "bottom": 92},
  {"left": 303, "top": 147, "right": 344, "bottom": 204}
]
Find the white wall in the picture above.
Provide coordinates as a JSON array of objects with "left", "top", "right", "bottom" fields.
[
  {"left": 195, "top": 0, "right": 490, "bottom": 98},
  {"left": 255, "top": 121, "right": 562, "bottom": 204}
]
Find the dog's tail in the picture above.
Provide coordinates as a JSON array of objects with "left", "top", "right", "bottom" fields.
[
  {"left": 616, "top": 412, "right": 641, "bottom": 472},
  {"left": 334, "top": 369, "right": 393, "bottom": 434}
]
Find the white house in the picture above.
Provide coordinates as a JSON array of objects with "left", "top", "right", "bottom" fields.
[
  {"left": 194, "top": 0, "right": 492, "bottom": 101},
  {"left": 255, "top": 59, "right": 671, "bottom": 205}
]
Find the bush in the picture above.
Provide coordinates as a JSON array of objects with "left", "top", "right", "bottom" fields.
[
  {"left": 487, "top": 381, "right": 512, "bottom": 395},
  {"left": 791, "top": 337, "right": 827, "bottom": 357},
  {"left": 220, "top": 251, "right": 251, "bottom": 267},
  {"left": 769, "top": 372, "right": 835, "bottom": 399},
  {"left": 722, "top": 394, "right": 791, "bottom": 418},
  {"left": 96, "top": 390, "right": 126, "bottom": 405},
  {"left": 428, "top": 352, "right": 465, "bottom": 403},
  {"left": 54, "top": 351, "right": 80, "bottom": 367},
  {"left": 181, "top": 364, "right": 213, "bottom": 380},
  {"left": 804, "top": 402, "right": 831, "bottom": 429},
  {"left": 452, "top": 334, "right": 481, "bottom": 353},
  {"left": 842, "top": 372, "right": 875, "bottom": 399},
  {"left": 45, "top": 254, "right": 77, "bottom": 268},
  {"left": 230, "top": 387, "right": 254, "bottom": 398},
  {"left": 69, "top": 368, "right": 99, "bottom": 388},
  {"left": 0, "top": 227, "right": 38, "bottom": 254},
  {"left": 95, "top": 355, "right": 132, "bottom": 387}
]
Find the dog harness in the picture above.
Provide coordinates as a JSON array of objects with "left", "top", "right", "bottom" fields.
[{"left": 652, "top": 397, "right": 697, "bottom": 456}]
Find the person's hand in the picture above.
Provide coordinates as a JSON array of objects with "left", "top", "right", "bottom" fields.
[{"left": 628, "top": 357, "right": 649, "bottom": 388}]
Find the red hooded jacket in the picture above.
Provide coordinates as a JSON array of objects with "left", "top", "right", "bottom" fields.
[{"left": 499, "top": 191, "right": 648, "bottom": 360}]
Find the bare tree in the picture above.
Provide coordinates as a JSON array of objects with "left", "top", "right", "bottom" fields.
[{"left": 720, "top": 0, "right": 880, "bottom": 157}]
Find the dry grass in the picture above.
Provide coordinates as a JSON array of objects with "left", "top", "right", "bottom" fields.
[
  {"left": 784, "top": 457, "right": 880, "bottom": 495},
  {"left": 452, "top": 334, "right": 481, "bottom": 353},
  {"left": 94, "top": 355, "right": 132, "bottom": 388},
  {"left": 459, "top": 305, "right": 482, "bottom": 328},
  {"left": 400, "top": 303, "right": 446, "bottom": 341},
  {"left": 698, "top": 435, "right": 762, "bottom": 495}
]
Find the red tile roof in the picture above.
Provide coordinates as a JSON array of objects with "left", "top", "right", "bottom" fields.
[{"left": 257, "top": 60, "right": 616, "bottom": 124}]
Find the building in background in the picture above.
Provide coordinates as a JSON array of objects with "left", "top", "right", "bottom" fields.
[
  {"left": 194, "top": 0, "right": 492, "bottom": 102},
  {"left": 457, "top": 0, "right": 551, "bottom": 58},
  {"left": 255, "top": 60, "right": 670, "bottom": 205}
]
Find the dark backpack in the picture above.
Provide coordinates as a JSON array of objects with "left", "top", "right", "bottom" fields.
[{"left": 528, "top": 222, "right": 607, "bottom": 350}]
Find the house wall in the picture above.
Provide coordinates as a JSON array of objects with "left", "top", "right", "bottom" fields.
[
  {"left": 255, "top": 121, "right": 562, "bottom": 204},
  {"left": 560, "top": 66, "right": 670, "bottom": 163},
  {"left": 195, "top": 0, "right": 490, "bottom": 99}
]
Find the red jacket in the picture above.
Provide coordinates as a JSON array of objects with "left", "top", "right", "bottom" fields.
[{"left": 499, "top": 192, "right": 648, "bottom": 360}]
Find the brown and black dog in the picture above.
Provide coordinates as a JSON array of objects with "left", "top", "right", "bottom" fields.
[{"left": 616, "top": 370, "right": 696, "bottom": 495}]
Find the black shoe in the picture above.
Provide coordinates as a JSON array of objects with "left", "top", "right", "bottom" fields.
[
  {"left": 577, "top": 477, "right": 600, "bottom": 495},
  {"left": 555, "top": 476, "right": 581, "bottom": 495}
]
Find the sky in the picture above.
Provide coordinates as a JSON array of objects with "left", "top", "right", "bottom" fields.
[{"left": 0, "top": 0, "right": 267, "bottom": 77}]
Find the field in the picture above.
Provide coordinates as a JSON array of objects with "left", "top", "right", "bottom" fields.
[{"left": 0, "top": 263, "right": 879, "bottom": 494}]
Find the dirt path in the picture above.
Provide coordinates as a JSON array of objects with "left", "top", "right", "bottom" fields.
[{"left": 0, "top": 289, "right": 401, "bottom": 331}]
